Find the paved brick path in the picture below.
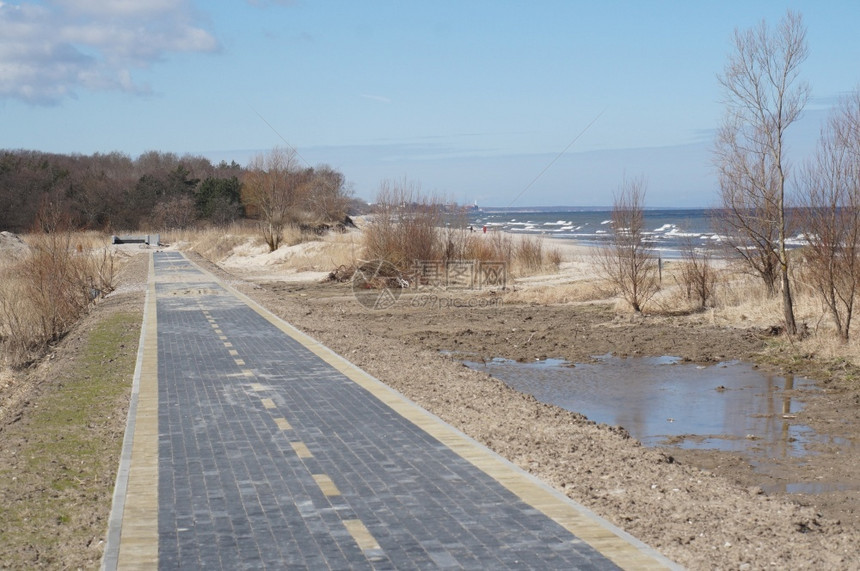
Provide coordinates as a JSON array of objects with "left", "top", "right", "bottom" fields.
[{"left": 103, "top": 251, "right": 678, "bottom": 570}]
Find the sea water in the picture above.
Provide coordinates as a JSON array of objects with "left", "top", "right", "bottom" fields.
[{"left": 466, "top": 208, "right": 808, "bottom": 258}]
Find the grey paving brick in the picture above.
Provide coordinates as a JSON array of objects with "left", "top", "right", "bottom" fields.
[{"left": 153, "top": 252, "right": 626, "bottom": 569}]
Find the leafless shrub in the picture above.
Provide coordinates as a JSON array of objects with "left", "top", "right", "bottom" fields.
[
  {"left": 0, "top": 221, "right": 118, "bottom": 367},
  {"left": 597, "top": 176, "right": 659, "bottom": 312},
  {"left": 363, "top": 181, "right": 559, "bottom": 282},
  {"left": 362, "top": 178, "right": 442, "bottom": 271},
  {"left": 678, "top": 238, "right": 718, "bottom": 310}
]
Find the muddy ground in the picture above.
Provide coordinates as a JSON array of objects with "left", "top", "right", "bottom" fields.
[
  {"left": 195, "top": 255, "right": 860, "bottom": 570},
  {"left": 2, "top": 248, "right": 857, "bottom": 569}
]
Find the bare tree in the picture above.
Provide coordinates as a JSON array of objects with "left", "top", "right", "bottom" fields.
[
  {"left": 151, "top": 195, "right": 197, "bottom": 230},
  {"left": 302, "top": 165, "right": 352, "bottom": 223},
  {"left": 799, "top": 90, "right": 860, "bottom": 341},
  {"left": 598, "top": 176, "right": 659, "bottom": 313},
  {"left": 715, "top": 10, "right": 809, "bottom": 336},
  {"left": 242, "top": 147, "right": 301, "bottom": 251}
]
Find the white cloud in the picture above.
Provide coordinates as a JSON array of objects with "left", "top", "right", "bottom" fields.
[
  {"left": 0, "top": 0, "right": 218, "bottom": 104},
  {"left": 246, "top": 0, "right": 297, "bottom": 7},
  {"left": 51, "top": 0, "right": 183, "bottom": 17},
  {"left": 360, "top": 93, "right": 392, "bottom": 104}
]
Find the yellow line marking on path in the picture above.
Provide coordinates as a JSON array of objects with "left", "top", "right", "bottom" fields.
[
  {"left": 181, "top": 253, "right": 678, "bottom": 571},
  {"left": 234, "top": 358, "right": 245, "bottom": 366},
  {"left": 210, "top": 323, "right": 219, "bottom": 329},
  {"left": 223, "top": 342, "right": 233, "bottom": 348},
  {"left": 343, "top": 520, "right": 381, "bottom": 552},
  {"left": 228, "top": 349, "right": 239, "bottom": 356},
  {"left": 261, "top": 398, "right": 275, "bottom": 409},
  {"left": 242, "top": 370, "right": 255, "bottom": 378},
  {"left": 215, "top": 329, "right": 223, "bottom": 335},
  {"left": 116, "top": 252, "right": 159, "bottom": 568},
  {"left": 219, "top": 335, "right": 228, "bottom": 341},
  {"left": 312, "top": 474, "right": 340, "bottom": 496},
  {"left": 250, "top": 382, "right": 266, "bottom": 391},
  {"left": 274, "top": 417, "right": 292, "bottom": 430},
  {"left": 291, "top": 442, "right": 312, "bottom": 458}
]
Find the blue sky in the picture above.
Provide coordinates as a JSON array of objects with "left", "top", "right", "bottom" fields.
[{"left": 1, "top": 1, "right": 858, "bottom": 207}]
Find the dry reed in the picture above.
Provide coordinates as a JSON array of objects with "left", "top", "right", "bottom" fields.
[{"left": 0, "top": 231, "right": 120, "bottom": 367}]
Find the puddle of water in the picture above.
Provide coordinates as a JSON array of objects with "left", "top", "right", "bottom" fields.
[
  {"left": 764, "top": 481, "right": 855, "bottom": 494},
  {"left": 464, "top": 355, "right": 851, "bottom": 460}
]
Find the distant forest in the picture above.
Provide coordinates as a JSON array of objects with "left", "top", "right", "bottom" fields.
[{"left": 0, "top": 149, "right": 362, "bottom": 233}]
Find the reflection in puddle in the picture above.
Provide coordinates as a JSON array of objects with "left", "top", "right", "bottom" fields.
[{"left": 464, "top": 355, "right": 854, "bottom": 463}]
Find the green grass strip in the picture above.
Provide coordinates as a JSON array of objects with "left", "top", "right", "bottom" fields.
[{"left": 0, "top": 310, "right": 141, "bottom": 569}]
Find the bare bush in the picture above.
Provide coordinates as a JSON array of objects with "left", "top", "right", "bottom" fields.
[
  {"left": 363, "top": 178, "right": 442, "bottom": 270},
  {"left": 598, "top": 176, "right": 659, "bottom": 312},
  {"left": 362, "top": 181, "right": 559, "bottom": 284},
  {"left": 0, "top": 229, "right": 118, "bottom": 367},
  {"left": 678, "top": 239, "right": 718, "bottom": 310}
]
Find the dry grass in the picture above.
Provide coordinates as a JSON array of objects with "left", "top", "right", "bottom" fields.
[
  {"left": 162, "top": 222, "right": 261, "bottom": 262},
  {"left": 460, "top": 232, "right": 561, "bottom": 277},
  {"left": 0, "top": 232, "right": 122, "bottom": 368},
  {"left": 273, "top": 231, "right": 360, "bottom": 272},
  {"left": 460, "top": 230, "right": 512, "bottom": 264},
  {"left": 169, "top": 222, "right": 356, "bottom": 271},
  {"left": 501, "top": 249, "right": 613, "bottom": 305},
  {"left": 166, "top": 223, "right": 361, "bottom": 278},
  {"left": 513, "top": 235, "right": 544, "bottom": 273},
  {"left": 502, "top": 281, "right": 610, "bottom": 305}
]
